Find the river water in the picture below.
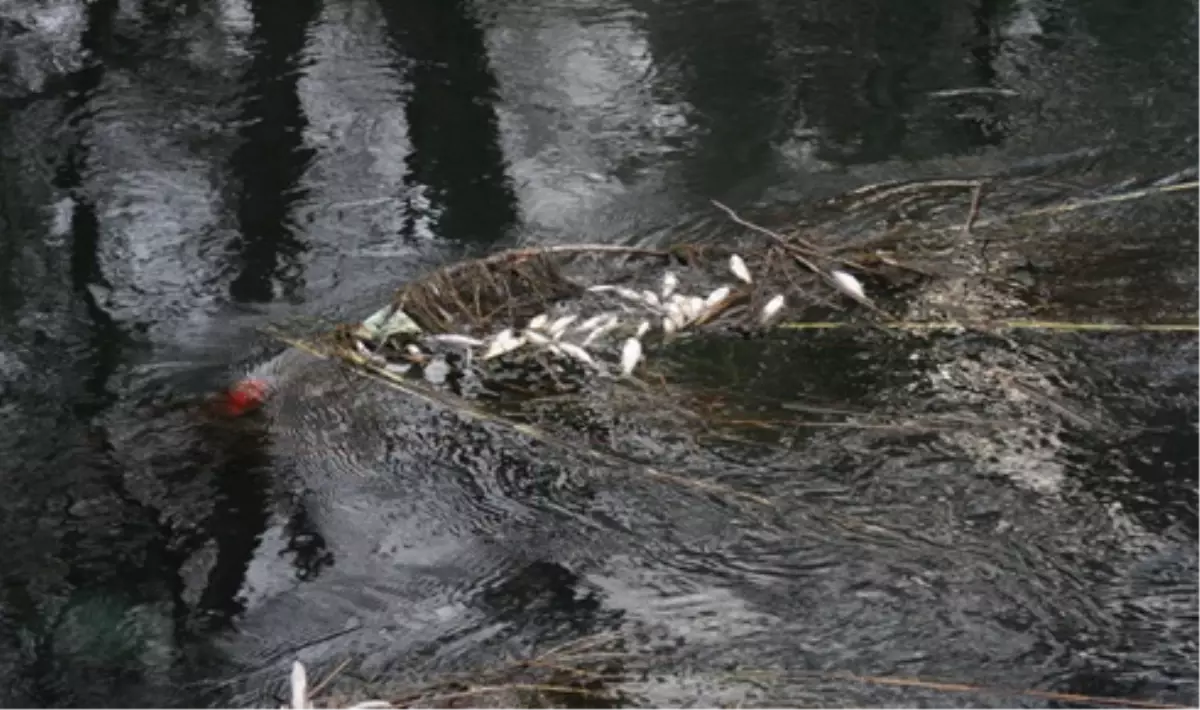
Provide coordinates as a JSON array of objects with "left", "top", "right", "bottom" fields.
[{"left": 0, "top": 0, "right": 1196, "bottom": 707}]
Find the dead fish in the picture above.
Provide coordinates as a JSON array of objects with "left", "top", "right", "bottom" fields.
[
  {"left": 642, "top": 290, "right": 661, "bottom": 308},
  {"left": 581, "top": 316, "right": 621, "bottom": 346},
  {"left": 729, "top": 254, "right": 753, "bottom": 284},
  {"left": 615, "top": 286, "right": 645, "bottom": 304},
  {"left": 527, "top": 313, "right": 549, "bottom": 331},
  {"left": 704, "top": 286, "right": 731, "bottom": 308},
  {"left": 661, "top": 271, "right": 679, "bottom": 299},
  {"left": 830, "top": 269, "right": 869, "bottom": 303},
  {"left": 620, "top": 337, "right": 643, "bottom": 375},
  {"left": 760, "top": 294, "right": 786, "bottom": 323},
  {"left": 426, "top": 333, "right": 485, "bottom": 348},
  {"left": 636, "top": 320, "right": 651, "bottom": 338},
  {"left": 555, "top": 342, "right": 600, "bottom": 369},
  {"left": 575, "top": 313, "right": 613, "bottom": 332},
  {"left": 291, "top": 662, "right": 308, "bottom": 710},
  {"left": 482, "top": 328, "right": 524, "bottom": 360},
  {"left": 547, "top": 314, "right": 578, "bottom": 338}
]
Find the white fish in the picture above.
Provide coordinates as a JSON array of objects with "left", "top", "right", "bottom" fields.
[
  {"left": 291, "top": 661, "right": 308, "bottom": 710},
  {"left": 482, "top": 328, "right": 524, "bottom": 360},
  {"left": 384, "top": 361, "right": 411, "bottom": 376},
  {"left": 661, "top": 271, "right": 679, "bottom": 299},
  {"left": 662, "top": 316, "right": 678, "bottom": 335},
  {"left": 527, "top": 313, "right": 549, "bottom": 331},
  {"left": 525, "top": 330, "right": 552, "bottom": 346},
  {"left": 615, "top": 287, "right": 645, "bottom": 304},
  {"left": 684, "top": 296, "right": 706, "bottom": 321},
  {"left": 587, "top": 284, "right": 616, "bottom": 293},
  {"left": 704, "top": 286, "right": 731, "bottom": 308},
  {"left": 547, "top": 314, "right": 578, "bottom": 338},
  {"left": 664, "top": 300, "right": 687, "bottom": 330},
  {"left": 729, "top": 254, "right": 753, "bottom": 284},
  {"left": 581, "top": 316, "right": 621, "bottom": 346},
  {"left": 348, "top": 703, "right": 395, "bottom": 710},
  {"left": 830, "top": 269, "right": 869, "bottom": 303},
  {"left": 760, "top": 294, "right": 786, "bottom": 323},
  {"left": 555, "top": 342, "right": 600, "bottom": 369},
  {"left": 636, "top": 320, "right": 651, "bottom": 338},
  {"left": 575, "top": 313, "right": 612, "bottom": 332},
  {"left": 354, "top": 340, "right": 373, "bottom": 357},
  {"left": 642, "top": 290, "right": 661, "bottom": 308},
  {"left": 426, "top": 334, "right": 485, "bottom": 348},
  {"left": 620, "top": 337, "right": 643, "bottom": 375},
  {"left": 405, "top": 344, "right": 423, "bottom": 358}
]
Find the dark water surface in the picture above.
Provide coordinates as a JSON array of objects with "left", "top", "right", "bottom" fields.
[{"left": 0, "top": 0, "right": 1196, "bottom": 706}]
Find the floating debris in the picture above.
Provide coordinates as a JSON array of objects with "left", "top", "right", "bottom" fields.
[
  {"left": 761, "top": 293, "right": 786, "bottom": 323},
  {"left": 831, "top": 269, "right": 869, "bottom": 303},
  {"left": 620, "top": 337, "right": 643, "bottom": 375},
  {"left": 730, "top": 254, "right": 753, "bottom": 284},
  {"left": 356, "top": 304, "right": 422, "bottom": 340},
  {"left": 383, "top": 361, "right": 411, "bottom": 376},
  {"left": 661, "top": 271, "right": 679, "bottom": 299}
]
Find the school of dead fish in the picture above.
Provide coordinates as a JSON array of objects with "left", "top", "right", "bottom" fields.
[{"left": 354, "top": 258, "right": 870, "bottom": 380}]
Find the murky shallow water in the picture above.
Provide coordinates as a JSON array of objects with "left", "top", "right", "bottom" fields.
[{"left": 0, "top": 0, "right": 1196, "bottom": 707}]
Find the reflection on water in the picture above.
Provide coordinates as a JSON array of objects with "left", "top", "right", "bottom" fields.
[{"left": 0, "top": 0, "right": 1195, "bottom": 706}]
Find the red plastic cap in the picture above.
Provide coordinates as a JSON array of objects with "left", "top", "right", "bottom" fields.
[{"left": 222, "top": 377, "right": 270, "bottom": 417}]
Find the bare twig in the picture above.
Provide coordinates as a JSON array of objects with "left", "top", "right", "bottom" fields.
[
  {"left": 722, "top": 670, "right": 1189, "bottom": 709},
  {"left": 264, "top": 329, "right": 773, "bottom": 507},
  {"left": 709, "top": 199, "right": 824, "bottom": 272}
]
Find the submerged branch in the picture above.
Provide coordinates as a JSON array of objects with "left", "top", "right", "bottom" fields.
[{"left": 264, "top": 328, "right": 773, "bottom": 507}]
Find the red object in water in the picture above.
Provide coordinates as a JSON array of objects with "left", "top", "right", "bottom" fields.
[{"left": 222, "top": 377, "right": 270, "bottom": 417}]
